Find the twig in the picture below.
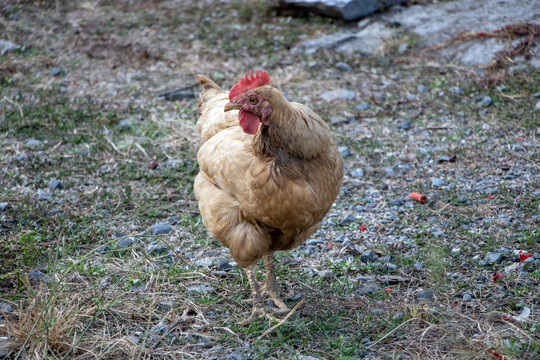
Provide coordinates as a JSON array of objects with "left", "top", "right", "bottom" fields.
[{"left": 257, "top": 298, "right": 306, "bottom": 340}]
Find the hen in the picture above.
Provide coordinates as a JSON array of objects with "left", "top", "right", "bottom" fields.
[{"left": 194, "top": 70, "right": 343, "bottom": 322}]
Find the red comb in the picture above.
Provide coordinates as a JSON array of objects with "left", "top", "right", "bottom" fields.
[{"left": 229, "top": 70, "right": 270, "bottom": 101}]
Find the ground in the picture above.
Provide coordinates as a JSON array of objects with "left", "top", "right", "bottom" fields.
[{"left": 0, "top": 1, "right": 539, "bottom": 359}]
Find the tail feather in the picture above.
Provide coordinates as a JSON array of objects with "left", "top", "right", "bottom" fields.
[{"left": 196, "top": 74, "right": 225, "bottom": 118}]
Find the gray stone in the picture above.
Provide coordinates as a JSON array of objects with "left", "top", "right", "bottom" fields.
[
  {"left": 194, "top": 257, "right": 213, "bottom": 267},
  {"left": 49, "top": 67, "right": 64, "bottom": 76},
  {"left": 414, "top": 261, "right": 424, "bottom": 270},
  {"left": 476, "top": 96, "right": 493, "bottom": 107},
  {"left": 330, "top": 116, "right": 351, "bottom": 124},
  {"left": 320, "top": 89, "right": 356, "bottom": 101},
  {"left": 272, "top": 0, "right": 408, "bottom": 21},
  {"left": 216, "top": 258, "right": 233, "bottom": 270},
  {"left": 385, "top": 263, "right": 398, "bottom": 271},
  {"left": 48, "top": 178, "right": 63, "bottom": 192},
  {"left": 350, "top": 168, "right": 364, "bottom": 179},
  {"left": 338, "top": 146, "right": 351, "bottom": 157},
  {"left": 417, "top": 84, "right": 428, "bottom": 93},
  {"left": 0, "top": 302, "right": 14, "bottom": 312},
  {"left": 360, "top": 249, "right": 377, "bottom": 263},
  {"left": 391, "top": 0, "right": 540, "bottom": 68},
  {"left": 36, "top": 189, "right": 52, "bottom": 201},
  {"left": 396, "top": 119, "right": 412, "bottom": 130},
  {"left": 97, "top": 245, "right": 110, "bottom": 254},
  {"left": 384, "top": 168, "right": 395, "bottom": 177},
  {"left": 117, "top": 119, "right": 133, "bottom": 130},
  {"left": 417, "top": 289, "right": 436, "bottom": 300},
  {"left": 187, "top": 284, "right": 215, "bottom": 295},
  {"left": 149, "top": 222, "right": 172, "bottom": 235},
  {"left": 406, "top": 94, "right": 418, "bottom": 101},
  {"left": 355, "top": 102, "right": 371, "bottom": 111},
  {"left": 485, "top": 252, "right": 502, "bottom": 264},
  {"left": 117, "top": 237, "right": 136, "bottom": 249},
  {"left": 146, "top": 244, "right": 168, "bottom": 255},
  {"left": 535, "top": 101, "right": 540, "bottom": 111},
  {"left": 431, "top": 177, "right": 447, "bottom": 187},
  {"left": 317, "top": 269, "right": 334, "bottom": 279},
  {"left": 29, "top": 269, "right": 53, "bottom": 283},
  {"left": 335, "top": 61, "right": 353, "bottom": 71},
  {"left": 339, "top": 214, "right": 356, "bottom": 226},
  {"left": 0, "top": 202, "right": 8, "bottom": 211},
  {"left": 388, "top": 198, "right": 405, "bottom": 206},
  {"left": 355, "top": 283, "right": 381, "bottom": 295},
  {"left": 24, "top": 138, "right": 43, "bottom": 149},
  {"left": 450, "top": 86, "right": 464, "bottom": 96},
  {"left": 463, "top": 293, "right": 472, "bottom": 302},
  {"left": 0, "top": 39, "right": 19, "bottom": 56},
  {"left": 161, "top": 159, "right": 184, "bottom": 168}
]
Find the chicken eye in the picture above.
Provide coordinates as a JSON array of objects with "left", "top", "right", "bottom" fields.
[{"left": 248, "top": 96, "right": 258, "bottom": 105}]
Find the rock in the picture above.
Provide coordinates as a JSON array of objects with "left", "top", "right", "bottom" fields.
[
  {"left": 339, "top": 214, "right": 356, "bottom": 226},
  {"left": 383, "top": 168, "right": 395, "bottom": 177},
  {"left": 391, "top": 0, "right": 540, "bottom": 68},
  {"left": 0, "top": 202, "right": 8, "bottom": 211},
  {"left": 168, "top": 216, "right": 180, "bottom": 225},
  {"left": 355, "top": 283, "right": 381, "bottom": 295},
  {"left": 335, "top": 61, "right": 353, "bottom": 71},
  {"left": 161, "top": 159, "right": 184, "bottom": 168},
  {"left": 117, "top": 237, "right": 136, "bottom": 249},
  {"left": 29, "top": 269, "right": 53, "bottom": 283},
  {"left": 463, "top": 293, "right": 472, "bottom": 302},
  {"left": 396, "top": 119, "right": 412, "bottom": 130},
  {"left": 414, "top": 261, "right": 424, "bottom": 270},
  {"left": 272, "top": 0, "right": 408, "bottom": 21},
  {"left": 24, "top": 138, "right": 43, "bottom": 149},
  {"left": 397, "top": 42, "right": 408, "bottom": 54},
  {"left": 406, "top": 94, "right": 418, "bottom": 101},
  {"left": 385, "top": 263, "right": 398, "bottom": 271},
  {"left": 0, "top": 39, "right": 19, "bottom": 56},
  {"left": 117, "top": 119, "right": 133, "bottom": 130},
  {"left": 97, "top": 245, "right": 110, "bottom": 254},
  {"left": 503, "top": 262, "right": 521, "bottom": 274},
  {"left": 146, "top": 244, "right": 168, "bottom": 255},
  {"left": 317, "top": 269, "right": 334, "bottom": 279},
  {"left": 187, "top": 284, "right": 215, "bottom": 295},
  {"left": 338, "top": 146, "right": 351, "bottom": 157},
  {"left": 36, "top": 189, "right": 52, "bottom": 201},
  {"left": 476, "top": 96, "right": 493, "bottom": 107},
  {"left": 216, "top": 258, "right": 233, "bottom": 270},
  {"left": 49, "top": 67, "right": 64, "bottom": 76},
  {"left": 535, "top": 101, "right": 540, "bottom": 111},
  {"left": 350, "top": 168, "right": 364, "bottom": 179},
  {"left": 450, "top": 86, "right": 464, "bottom": 95},
  {"left": 437, "top": 155, "right": 456, "bottom": 163},
  {"left": 227, "top": 352, "right": 244, "bottom": 360},
  {"left": 48, "top": 178, "right": 63, "bottom": 192},
  {"left": 320, "top": 89, "right": 356, "bottom": 101},
  {"left": 0, "top": 302, "right": 14, "bottom": 312},
  {"left": 194, "top": 257, "right": 213, "bottom": 267},
  {"left": 431, "top": 177, "right": 447, "bottom": 187},
  {"left": 485, "top": 252, "right": 502, "bottom": 264},
  {"left": 355, "top": 102, "right": 371, "bottom": 110},
  {"left": 451, "top": 248, "right": 461, "bottom": 255},
  {"left": 388, "top": 198, "right": 405, "bottom": 206},
  {"left": 417, "top": 289, "right": 436, "bottom": 300},
  {"left": 149, "top": 222, "right": 172, "bottom": 235},
  {"left": 417, "top": 84, "right": 428, "bottom": 93},
  {"left": 360, "top": 250, "right": 377, "bottom": 263},
  {"left": 290, "top": 293, "right": 304, "bottom": 301},
  {"left": 330, "top": 116, "right": 351, "bottom": 124}
]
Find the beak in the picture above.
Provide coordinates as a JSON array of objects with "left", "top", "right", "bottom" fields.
[{"left": 224, "top": 103, "right": 242, "bottom": 112}]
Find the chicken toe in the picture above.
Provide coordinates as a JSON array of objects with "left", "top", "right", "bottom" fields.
[{"left": 261, "top": 254, "right": 290, "bottom": 313}]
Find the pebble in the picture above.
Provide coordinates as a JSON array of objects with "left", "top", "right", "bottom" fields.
[
  {"left": 216, "top": 258, "right": 233, "bottom": 270},
  {"left": 194, "top": 257, "right": 213, "bottom": 267},
  {"left": 317, "top": 269, "right": 334, "bottom": 279},
  {"left": 414, "top": 261, "right": 424, "bottom": 270},
  {"left": 0, "top": 39, "right": 19, "bottom": 56},
  {"left": 339, "top": 214, "right": 356, "bottom": 226},
  {"left": 355, "top": 284, "right": 381, "bottom": 295},
  {"left": 320, "top": 89, "right": 356, "bottom": 102},
  {"left": 29, "top": 269, "right": 53, "bottom": 283},
  {"left": 360, "top": 250, "right": 377, "bottom": 263},
  {"left": 48, "top": 178, "right": 63, "bottom": 192},
  {"left": 431, "top": 177, "right": 447, "bottom": 187},
  {"left": 187, "top": 284, "right": 214, "bottom": 295},
  {"left": 476, "top": 96, "right": 493, "bottom": 107},
  {"left": 117, "top": 119, "right": 133, "bottom": 130},
  {"left": 417, "top": 84, "right": 428, "bottom": 93},
  {"left": 384, "top": 168, "right": 395, "bottom": 177},
  {"left": 330, "top": 116, "right": 351, "bottom": 124},
  {"left": 24, "top": 138, "right": 43, "bottom": 149},
  {"left": 484, "top": 252, "right": 502, "bottom": 264},
  {"left": 450, "top": 86, "right": 464, "bottom": 95},
  {"left": 0, "top": 303, "right": 14, "bottom": 312},
  {"left": 0, "top": 202, "right": 8, "bottom": 211},
  {"left": 385, "top": 263, "right": 398, "bottom": 271},
  {"left": 396, "top": 119, "right": 412, "bottom": 130},
  {"left": 335, "top": 62, "right": 352, "bottom": 71},
  {"left": 146, "top": 244, "right": 168, "bottom": 255},
  {"left": 350, "top": 168, "right": 364, "bottom": 179},
  {"left": 417, "top": 290, "right": 436, "bottom": 300},
  {"left": 338, "top": 146, "right": 351, "bottom": 157},
  {"left": 117, "top": 237, "right": 136, "bottom": 249},
  {"left": 355, "top": 103, "right": 371, "bottom": 111},
  {"left": 36, "top": 189, "right": 52, "bottom": 201},
  {"left": 49, "top": 67, "right": 64, "bottom": 76},
  {"left": 149, "top": 222, "right": 172, "bottom": 235}
]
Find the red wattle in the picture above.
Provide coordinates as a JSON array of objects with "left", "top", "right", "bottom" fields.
[{"left": 238, "top": 110, "right": 260, "bottom": 135}]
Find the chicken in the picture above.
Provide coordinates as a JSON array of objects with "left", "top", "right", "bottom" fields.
[{"left": 194, "top": 70, "right": 343, "bottom": 323}]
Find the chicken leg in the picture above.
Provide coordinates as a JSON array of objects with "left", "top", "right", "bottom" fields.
[
  {"left": 261, "top": 253, "right": 290, "bottom": 312},
  {"left": 239, "top": 266, "right": 266, "bottom": 325}
]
